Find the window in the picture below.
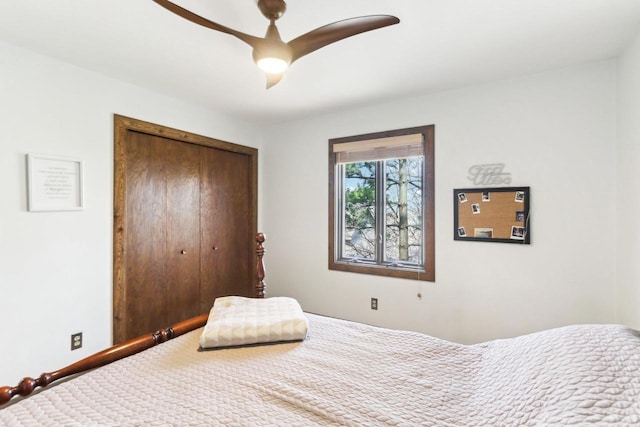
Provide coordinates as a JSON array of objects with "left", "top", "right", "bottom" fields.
[{"left": 329, "top": 125, "right": 435, "bottom": 281}]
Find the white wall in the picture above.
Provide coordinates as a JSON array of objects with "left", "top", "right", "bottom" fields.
[
  {"left": 263, "top": 61, "right": 618, "bottom": 344},
  {"left": 616, "top": 31, "right": 640, "bottom": 329},
  {"left": 0, "top": 42, "right": 263, "bottom": 387}
]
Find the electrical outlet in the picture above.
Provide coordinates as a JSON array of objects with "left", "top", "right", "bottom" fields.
[
  {"left": 371, "top": 298, "right": 378, "bottom": 310},
  {"left": 71, "top": 332, "right": 83, "bottom": 351}
]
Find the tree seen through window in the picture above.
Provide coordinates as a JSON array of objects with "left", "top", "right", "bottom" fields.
[{"left": 343, "top": 157, "right": 423, "bottom": 264}]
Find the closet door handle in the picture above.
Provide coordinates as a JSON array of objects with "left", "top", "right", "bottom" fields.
[
  {"left": 212, "top": 246, "right": 218, "bottom": 251},
  {"left": 180, "top": 250, "right": 187, "bottom": 255}
]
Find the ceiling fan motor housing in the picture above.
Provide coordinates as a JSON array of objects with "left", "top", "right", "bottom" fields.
[{"left": 258, "top": 0, "right": 287, "bottom": 21}]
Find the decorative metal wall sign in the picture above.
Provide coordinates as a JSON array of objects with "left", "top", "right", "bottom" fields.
[{"left": 467, "top": 163, "right": 512, "bottom": 186}]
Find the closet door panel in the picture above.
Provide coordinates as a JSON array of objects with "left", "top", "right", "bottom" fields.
[
  {"left": 200, "top": 148, "right": 254, "bottom": 312},
  {"left": 124, "top": 132, "right": 168, "bottom": 338},
  {"left": 165, "top": 139, "right": 201, "bottom": 325}
]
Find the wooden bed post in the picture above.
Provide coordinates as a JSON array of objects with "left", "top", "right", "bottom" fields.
[{"left": 256, "top": 233, "right": 266, "bottom": 298}]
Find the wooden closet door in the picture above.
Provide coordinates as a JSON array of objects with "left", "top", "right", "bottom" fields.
[
  {"left": 165, "top": 139, "right": 201, "bottom": 326},
  {"left": 114, "top": 115, "right": 258, "bottom": 344},
  {"left": 123, "top": 133, "right": 201, "bottom": 337},
  {"left": 124, "top": 132, "right": 169, "bottom": 338},
  {"left": 200, "top": 147, "right": 254, "bottom": 312}
]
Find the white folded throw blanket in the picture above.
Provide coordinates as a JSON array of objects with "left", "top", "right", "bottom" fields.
[{"left": 199, "top": 296, "right": 309, "bottom": 349}]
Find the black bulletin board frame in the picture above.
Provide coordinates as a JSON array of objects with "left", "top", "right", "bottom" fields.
[{"left": 453, "top": 186, "right": 530, "bottom": 244}]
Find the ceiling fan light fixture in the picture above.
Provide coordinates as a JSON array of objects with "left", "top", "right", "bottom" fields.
[
  {"left": 253, "top": 40, "right": 293, "bottom": 74},
  {"left": 256, "top": 57, "right": 289, "bottom": 74}
]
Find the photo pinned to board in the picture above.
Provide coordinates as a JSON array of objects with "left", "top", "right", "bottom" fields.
[
  {"left": 458, "top": 192, "right": 468, "bottom": 203},
  {"left": 515, "top": 191, "right": 525, "bottom": 203},
  {"left": 471, "top": 203, "right": 480, "bottom": 214},
  {"left": 511, "top": 226, "right": 526, "bottom": 240},
  {"left": 474, "top": 228, "right": 493, "bottom": 238},
  {"left": 482, "top": 191, "right": 490, "bottom": 202},
  {"left": 457, "top": 227, "right": 467, "bottom": 237}
]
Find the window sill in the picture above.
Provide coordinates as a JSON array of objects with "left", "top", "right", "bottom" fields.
[{"left": 329, "top": 259, "right": 434, "bottom": 282}]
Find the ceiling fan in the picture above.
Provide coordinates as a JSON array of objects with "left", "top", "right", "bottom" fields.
[{"left": 152, "top": 0, "right": 400, "bottom": 88}]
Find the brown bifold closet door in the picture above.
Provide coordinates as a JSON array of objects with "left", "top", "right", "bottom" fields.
[
  {"left": 199, "top": 147, "right": 255, "bottom": 312},
  {"left": 122, "top": 132, "right": 201, "bottom": 337},
  {"left": 114, "top": 116, "right": 258, "bottom": 344},
  {"left": 164, "top": 138, "right": 201, "bottom": 326}
]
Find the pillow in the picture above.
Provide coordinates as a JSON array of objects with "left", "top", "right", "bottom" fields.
[{"left": 199, "top": 296, "right": 309, "bottom": 349}]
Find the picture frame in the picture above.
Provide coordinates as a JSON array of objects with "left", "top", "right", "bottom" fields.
[
  {"left": 27, "top": 153, "right": 84, "bottom": 212},
  {"left": 453, "top": 186, "right": 530, "bottom": 244}
]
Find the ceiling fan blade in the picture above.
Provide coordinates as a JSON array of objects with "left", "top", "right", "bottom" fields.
[
  {"left": 153, "top": 0, "right": 262, "bottom": 48},
  {"left": 288, "top": 15, "right": 399, "bottom": 63},
  {"left": 266, "top": 72, "right": 284, "bottom": 89}
]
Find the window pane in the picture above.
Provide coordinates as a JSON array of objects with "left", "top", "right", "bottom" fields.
[
  {"left": 342, "top": 162, "right": 376, "bottom": 260},
  {"left": 384, "top": 157, "right": 423, "bottom": 264}
]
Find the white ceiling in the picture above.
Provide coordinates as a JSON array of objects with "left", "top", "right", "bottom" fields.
[{"left": 2, "top": 0, "right": 640, "bottom": 125}]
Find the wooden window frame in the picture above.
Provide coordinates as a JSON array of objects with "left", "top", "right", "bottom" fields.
[{"left": 328, "top": 125, "right": 435, "bottom": 281}]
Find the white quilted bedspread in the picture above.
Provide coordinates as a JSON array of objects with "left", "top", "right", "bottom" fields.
[{"left": 1, "top": 314, "right": 639, "bottom": 426}]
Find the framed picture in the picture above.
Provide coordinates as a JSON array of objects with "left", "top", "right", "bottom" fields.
[
  {"left": 453, "top": 186, "right": 530, "bottom": 244},
  {"left": 27, "top": 153, "right": 84, "bottom": 212}
]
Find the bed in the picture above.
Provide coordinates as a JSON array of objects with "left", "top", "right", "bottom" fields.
[{"left": 1, "top": 235, "right": 640, "bottom": 426}]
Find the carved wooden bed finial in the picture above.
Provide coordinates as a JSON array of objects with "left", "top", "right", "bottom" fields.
[{"left": 256, "top": 232, "right": 266, "bottom": 298}]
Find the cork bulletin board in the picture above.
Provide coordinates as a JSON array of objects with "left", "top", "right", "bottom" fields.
[{"left": 454, "top": 186, "right": 530, "bottom": 244}]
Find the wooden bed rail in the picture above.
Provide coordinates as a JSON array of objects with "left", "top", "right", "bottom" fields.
[
  {"left": 0, "top": 233, "right": 267, "bottom": 405},
  {"left": 0, "top": 314, "right": 208, "bottom": 405}
]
